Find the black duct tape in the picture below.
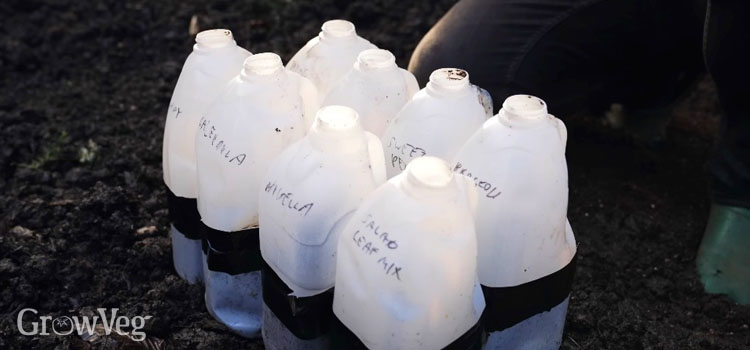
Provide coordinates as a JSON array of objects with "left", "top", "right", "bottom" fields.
[
  {"left": 330, "top": 313, "right": 483, "bottom": 350},
  {"left": 261, "top": 260, "right": 334, "bottom": 340},
  {"left": 165, "top": 184, "right": 202, "bottom": 240},
  {"left": 481, "top": 251, "right": 577, "bottom": 333},
  {"left": 200, "top": 223, "right": 262, "bottom": 275}
]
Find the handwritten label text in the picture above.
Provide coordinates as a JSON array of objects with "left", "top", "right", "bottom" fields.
[
  {"left": 387, "top": 136, "right": 426, "bottom": 171},
  {"left": 454, "top": 162, "right": 501, "bottom": 199},
  {"left": 197, "top": 116, "right": 246, "bottom": 166},
  {"left": 168, "top": 103, "right": 183, "bottom": 119},
  {"left": 263, "top": 181, "right": 314, "bottom": 217},
  {"left": 351, "top": 214, "right": 402, "bottom": 281}
]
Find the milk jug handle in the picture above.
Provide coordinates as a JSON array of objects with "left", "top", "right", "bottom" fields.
[
  {"left": 365, "top": 131, "right": 387, "bottom": 184},
  {"left": 299, "top": 76, "right": 320, "bottom": 130},
  {"left": 565, "top": 218, "right": 577, "bottom": 247},
  {"left": 456, "top": 173, "right": 479, "bottom": 218},
  {"left": 476, "top": 85, "right": 494, "bottom": 118},
  {"left": 402, "top": 69, "right": 420, "bottom": 98},
  {"left": 552, "top": 115, "right": 568, "bottom": 150}
]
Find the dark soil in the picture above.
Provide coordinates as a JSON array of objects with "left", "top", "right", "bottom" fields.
[{"left": 1, "top": 0, "right": 748, "bottom": 349}]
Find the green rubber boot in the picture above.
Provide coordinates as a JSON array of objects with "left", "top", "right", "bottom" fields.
[{"left": 696, "top": 204, "right": 750, "bottom": 305}]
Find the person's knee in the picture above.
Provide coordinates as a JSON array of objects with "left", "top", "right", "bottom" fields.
[
  {"left": 409, "top": 1, "right": 476, "bottom": 87},
  {"left": 408, "top": 0, "right": 523, "bottom": 95}
]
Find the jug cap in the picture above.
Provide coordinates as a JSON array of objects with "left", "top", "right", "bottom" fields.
[
  {"left": 195, "top": 29, "right": 234, "bottom": 50},
  {"left": 356, "top": 49, "right": 397, "bottom": 71},
  {"left": 321, "top": 19, "right": 356, "bottom": 39},
  {"left": 241, "top": 52, "right": 283, "bottom": 79},
  {"left": 500, "top": 95, "right": 548, "bottom": 121},
  {"left": 427, "top": 68, "right": 470, "bottom": 96}
]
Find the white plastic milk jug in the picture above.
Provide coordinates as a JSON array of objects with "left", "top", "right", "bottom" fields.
[
  {"left": 259, "top": 105, "right": 387, "bottom": 349},
  {"left": 162, "top": 29, "right": 250, "bottom": 284},
  {"left": 287, "top": 19, "right": 376, "bottom": 101},
  {"left": 381, "top": 68, "right": 492, "bottom": 178},
  {"left": 194, "top": 52, "right": 318, "bottom": 338},
  {"left": 453, "top": 95, "right": 577, "bottom": 350},
  {"left": 322, "top": 49, "right": 419, "bottom": 138},
  {"left": 331, "top": 156, "right": 485, "bottom": 350}
]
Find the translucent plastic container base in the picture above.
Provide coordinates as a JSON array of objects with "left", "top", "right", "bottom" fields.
[
  {"left": 484, "top": 296, "right": 569, "bottom": 350},
  {"left": 202, "top": 255, "right": 262, "bottom": 338},
  {"left": 262, "top": 302, "right": 330, "bottom": 350},
  {"left": 170, "top": 224, "right": 203, "bottom": 284}
]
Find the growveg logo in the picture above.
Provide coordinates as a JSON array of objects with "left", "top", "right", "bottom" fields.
[{"left": 16, "top": 308, "right": 153, "bottom": 341}]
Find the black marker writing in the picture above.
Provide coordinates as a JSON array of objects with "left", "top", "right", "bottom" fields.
[
  {"left": 350, "top": 213, "right": 403, "bottom": 282},
  {"left": 387, "top": 136, "right": 426, "bottom": 171},
  {"left": 264, "top": 181, "right": 314, "bottom": 217},
  {"left": 377, "top": 256, "right": 402, "bottom": 281},
  {"left": 454, "top": 162, "right": 501, "bottom": 199},
  {"left": 169, "top": 103, "right": 183, "bottom": 119},
  {"left": 197, "top": 116, "right": 246, "bottom": 166},
  {"left": 352, "top": 230, "right": 380, "bottom": 255},
  {"left": 360, "top": 214, "right": 398, "bottom": 249}
]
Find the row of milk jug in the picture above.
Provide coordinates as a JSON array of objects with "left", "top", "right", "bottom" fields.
[{"left": 162, "top": 20, "right": 577, "bottom": 350}]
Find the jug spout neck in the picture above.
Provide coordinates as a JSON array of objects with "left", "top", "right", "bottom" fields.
[
  {"left": 194, "top": 29, "right": 236, "bottom": 53},
  {"left": 319, "top": 19, "right": 357, "bottom": 42},
  {"left": 400, "top": 156, "right": 456, "bottom": 200},
  {"left": 426, "top": 68, "right": 470, "bottom": 96},
  {"left": 499, "top": 94, "right": 547, "bottom": 122},
  {"left": 309, "top": 105, "right": 367, "bottom": 154},
  {"left": 354, "top": 49, "right": 397, "bottom": 72},
  {"left": 240, "top": 52, "right": 284, "bottom": 81}
]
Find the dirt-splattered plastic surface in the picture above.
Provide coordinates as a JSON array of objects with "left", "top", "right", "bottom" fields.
[{"left": 0, "top": 0, "right": 748, "bottom": 349}]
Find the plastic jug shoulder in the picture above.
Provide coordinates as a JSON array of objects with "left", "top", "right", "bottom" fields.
[
  {"left": 196, "top": 52, "right": 318, "bottom": 232},
  {"left": 163, "top": 29, "right": 250, "bottom": 198},
  {"left": 333, "top": 156, "right": 484, "bottom": 350},
  {"left": 260, "top": 105, "right": 386, "bottom": 296},
  {"left": 455, "top": 94, "right": 575, "bottom": 287},
  {"left": 287, "top": 20, "right": 376, "bottom": 102},
  {"left": 382, "top": 68, "right": 492, "bottom": 178},
  {"left": 323, "top": 49, "right": 419, "bottom": 139}
]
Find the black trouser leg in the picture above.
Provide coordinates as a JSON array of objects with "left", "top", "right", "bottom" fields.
[
  {"left": 704, "top": 0, "right": 750, "bottom": 208},
  {"left": 409, "top": 0, "right": 704, "bottom": 115}
]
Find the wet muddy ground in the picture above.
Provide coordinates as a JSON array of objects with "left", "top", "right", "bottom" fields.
[{"left": 1, "top": 0, "right": 749, "bottom": 349}]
